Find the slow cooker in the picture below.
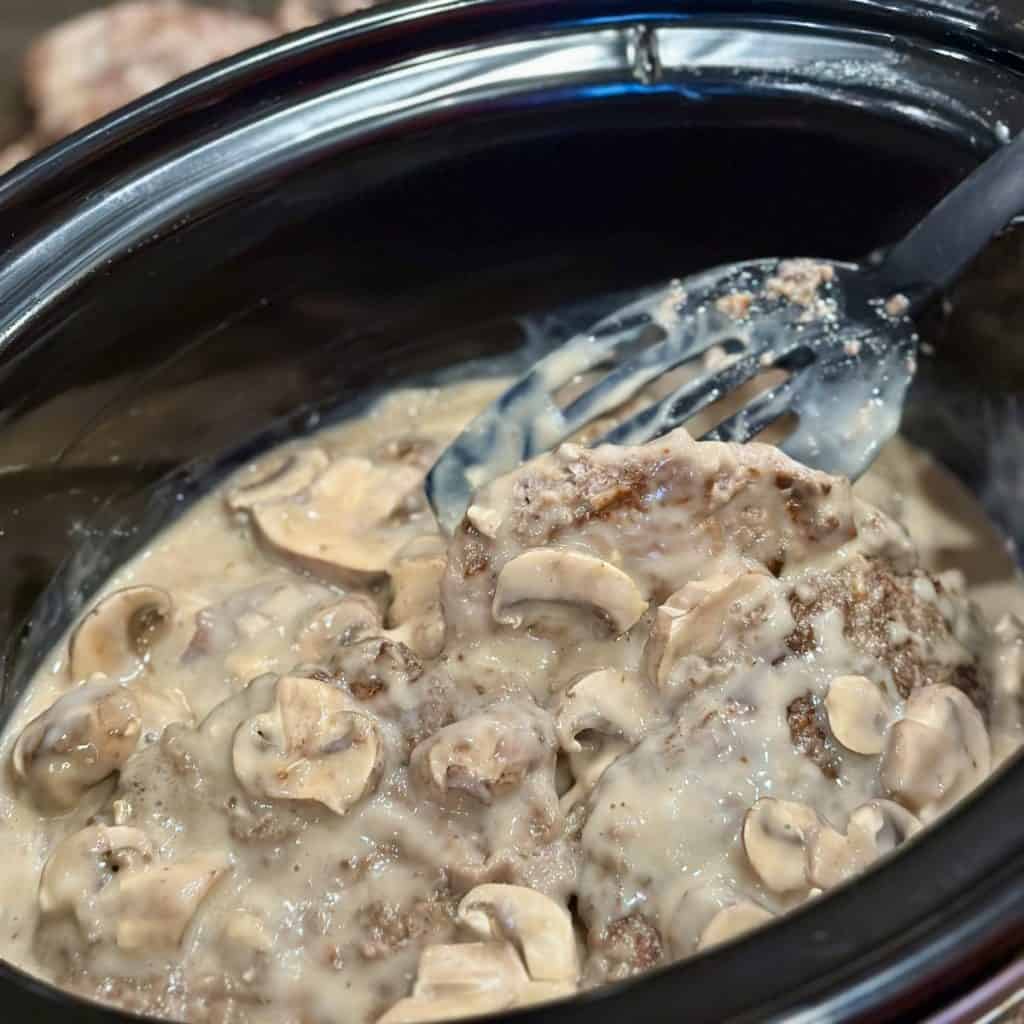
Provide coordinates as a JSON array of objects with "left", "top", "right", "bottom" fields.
[{"left": 1, "top": 1, "right": 1024, "bottom": 1020}]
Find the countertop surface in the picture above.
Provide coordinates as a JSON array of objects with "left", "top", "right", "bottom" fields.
[{"left": 0, "top": 0, "right": 278, "bottom": 149}]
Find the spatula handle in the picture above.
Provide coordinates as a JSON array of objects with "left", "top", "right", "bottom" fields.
[{"left": 869, "top": 130, "right": 1024, "bottom": 312}]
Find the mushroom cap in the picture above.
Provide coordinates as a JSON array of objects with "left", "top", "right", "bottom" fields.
[
  {"left": 296, "top": 594, "right": 383, "bottom": 662},
  {"left": 116, "top": 857, "right": 228, "bottom": 952},
  {"left": 38, "top": 824, "right": 154, "bottom": 938},
  {"left": 68, "top": 586, "right": 173, "bottom": 682},
  {"left": 492, "top": 549, "right": 647, "bottom": 634},
  {"left": 553, "top": 670, "right": 658, "bottom": 754},
  {"left": 39, "top": 824, "right": 227, "bottom": 953},
  {"left": 697, "top": 901, "right": 774, "bottom": 951},
  {"left": 329, "top": 636, "right": 424, "bottom": 705},
  {"left": 411, "top": 704, "right": 553, "bottom": 805},
  {"left": 880, "top": 684, "right": 990, "bottom": 820},
  {"left": 644, "top": 571, "right": 776, "bottom": 687},
  {"left": 251, "top": 457, "right": 425, "bottom": 584},
  {"left": 805, "top": 822, "right": 872, "bottom": 891},
  {"left": 13, "top": 677, "right": 142, "bottom": 812},
  {"left": 662, "top": 882, "right": 735, "bottom": 956},
  {"left": 377, "top": 934, "right": 575, "bottom": 1023},
  {"left": 741, "top": 798, "right": 819, "bottom": 893},
  {"left": 903, "top": 685, "right": 990, "bottom": 777},
  {"left": 558, "top": 743, "right": 626, "bottom": 815},
  {"left": 389, "top": 535, "right": 447, "bottom": 620},
  {"left": 806, "top": 799, "right": 921, "bottom": 890},
  {"left": 457, "top": 883, "right": 578, "bottom": 983},
  {"left": 824, "top": 674, "right": 890, "bottom": 755},
  {"left": 226, "top": 447, "right": 329, "bottom": 511},
  {"left": 387, "top": 534, "right": 447, "bottom": 659},
  {"left": 880, "top": 718, "right": 960, "bottom": 816},
  {"left": 232, "top": 675, "right": 382, "bottom": 816},
  {"left": 414, "top": 941, "right": 530, "bottom": 995},
  {"left": 847, "top": 799, "right": 921, "bottom": 855}
]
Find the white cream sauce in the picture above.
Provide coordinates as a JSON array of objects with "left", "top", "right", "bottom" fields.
[{"left": 0, "top": 376, "right": 1020, "bottom": 1024}]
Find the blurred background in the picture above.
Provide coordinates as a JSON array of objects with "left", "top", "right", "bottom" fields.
[{"left": 0, "top": 0, "right": 328, "bottom": 157}]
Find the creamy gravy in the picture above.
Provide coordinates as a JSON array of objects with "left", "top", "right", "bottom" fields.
[{"left": 0, "top": 377, "right": 1021, "bottom": 1024}]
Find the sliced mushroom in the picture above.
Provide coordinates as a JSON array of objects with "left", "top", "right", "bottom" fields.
[
  {"left": 904, "top": 685, "right": 990, "bottom": 773},
  {"left": 377, "top": 938, "right": 573, "bottom": 1024},
  {"left": 390, "top": 535, "right": 446, "bottom": 620},
  {"left": 374, "top": 942, "right": 524, "bottom": 1024},
  {"left": 251, "top": 457, "right": 425, "bottom": 584},
  {"left": 116, "top": 857, "right": 228, "bottom": 951},
  {"left": 553, "top": 670, "right": 657, "bottom": 754},
  {"left": 412, "top": 704, "right": 553, "bottom": 805},
  {"left": 804, "top": 822, "right": 871, "bottom": 891},
  {"left": 850, "top": 798, "right": 921, "bottom": 851},
  {"left": 329, "top": 637, "right": 423, "bottom": 704},
  {"left": 386, "top": 535, "right": 447, "bottom": 658},
  {"left": 742, "top": 798, "right": 820, "bottom": 893},
  {"left": 39, "top": 825, "right": 153, "bottom": 940},
  {"left": 493, "top": 549, "right": 647, "bottom": 634},
  {"left": 824, "top": 674, "right": 891, "bottom": 755},
  {"left": 644, "top": 571, "right": 774, "bottom": 687},
  {"left": 415, "top": 941, "right": 530, "bottom": 994},
  {"left": 553, "top": 670, "right": 659, "bottom": 807},
  {"left": 697, "top": 901, "right": 774, "bottom": 951},
  {"left": 880, "top": 719, "right": 958, "bottom": 817},
  {"left": 296, "top": 594, "right": 383, "bottom": 662},
  {"left": 458, "top": 884, "right": 578, "bottom": 983},
  {"left": 226, "top": 447, "right": 329, "bottom": 511},
  {"left": 232, "top": 675, "right": 382, "bottom": 816},
  {"left": 880, "top": 684, "right": 990, "bottom": 821},
  {"left": 663, "top": 882, "right": 733, "bottom": 955},
  {"left": 559, "top": 745, "right": 622, "bottom": 815},
  {"left": 69, "top": 586, "right": 173, "bottom": 682},
  {"left": 296, "top": 542, "right": 445, "bottom": 665},
  {"left": 13, "top": 677, "right": 141, "bottom": 811},
  {"left": 807, "top": 800, "right": 921, "bottom": 890}
]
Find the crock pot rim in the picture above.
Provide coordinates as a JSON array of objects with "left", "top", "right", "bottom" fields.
[{"left": 4, "top": 0, "right": 1024, "bottom": 218}]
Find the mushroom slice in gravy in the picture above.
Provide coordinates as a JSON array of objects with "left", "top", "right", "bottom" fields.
[
  {"left": 13, "top": 677, "right": 141, "bottom": 812},
  {"left": 232, "top": 675, "right": 383, "bottom": 815},
  {"left": 69, "top": 585, "right": 173, "bottom": 682}
]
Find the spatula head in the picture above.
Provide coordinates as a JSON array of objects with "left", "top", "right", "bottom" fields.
[{"left": 427, "top": 258, "right": 918, "bottom": 533}]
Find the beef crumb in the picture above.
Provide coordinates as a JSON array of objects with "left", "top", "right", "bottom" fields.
[
  {"left": 787, "top": 693, "right": 840, "bottom": 780},
  {"left": 592, "top": 914, "right": 664, "bottom": 980},
  {"left": 357, "top": 892, "right": 457, "bottom": 960},
  {"left": 786, "top": 561, "right": 988, "bottom": 713}
]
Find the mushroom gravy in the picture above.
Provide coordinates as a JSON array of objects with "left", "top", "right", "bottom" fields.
[{"left": 0, "top": 378, "right": 1022, "bottom": 1024}]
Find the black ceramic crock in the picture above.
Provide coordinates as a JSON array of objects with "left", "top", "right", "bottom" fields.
[{"left": 1, "top": 2, "right": 1024, "bottom": 1021}]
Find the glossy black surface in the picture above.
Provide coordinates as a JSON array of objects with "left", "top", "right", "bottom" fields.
[{"left": 0, "top": 2, "right": 1023, "bottom": 1022}]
